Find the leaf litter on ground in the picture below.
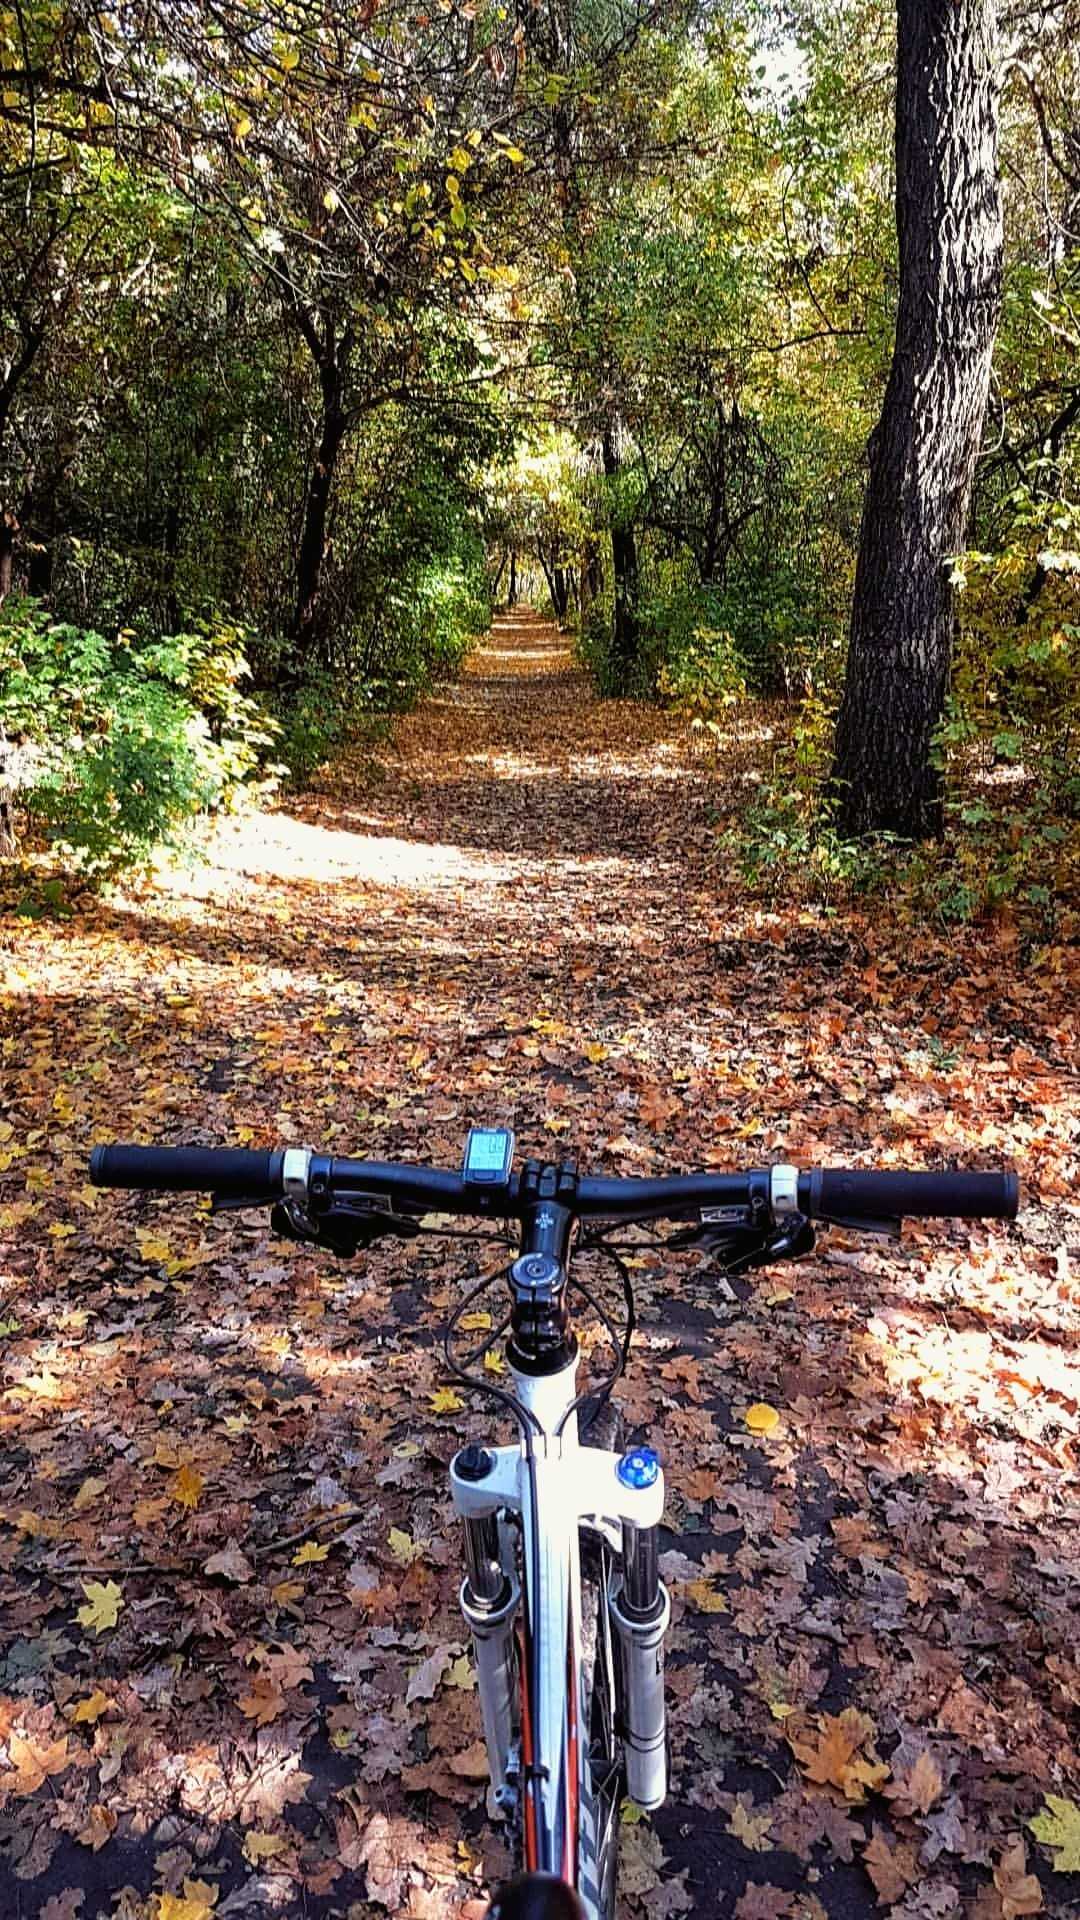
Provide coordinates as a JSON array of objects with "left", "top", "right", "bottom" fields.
[{"left": 0, "top": 611, "right": 1078, "bottom": 1917}]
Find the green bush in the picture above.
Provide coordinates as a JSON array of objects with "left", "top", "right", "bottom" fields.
[{"left": 0, "top": 600, "right": 280, "bottom": 878}]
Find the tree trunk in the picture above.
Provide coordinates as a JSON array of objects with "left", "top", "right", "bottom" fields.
[
  {"left": 603, "top": 429, "right": 641, "bottom": 692},
  {"left": 291, "top": 403, "right": 347, "bottom": 660},
  {"left": 831, "top": 0, "right": 1003, "bottom": 838}
]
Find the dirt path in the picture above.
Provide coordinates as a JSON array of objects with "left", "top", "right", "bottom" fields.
[{"left": 1, "top": 612, "right": 1078, "bottom": 1919}]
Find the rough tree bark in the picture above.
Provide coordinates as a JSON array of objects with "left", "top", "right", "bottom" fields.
[{"left": 831, "top": 0, "right": 1003, "bottom": 838}]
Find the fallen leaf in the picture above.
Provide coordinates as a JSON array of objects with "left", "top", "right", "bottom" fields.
[
  {"left": 155, "top": 1882, "right": 219, "bottom": 1920},
  {"left": 242, "top": 1831, "right": 290, "bottom": 1865},
  {"left": 4, "top": 1730, "right": 71, "bottom": 1796},
  {"left": 886, "top": 1748, "right": 944, "bottom": 1818},
  {"left": 292, "top": 1539, "right": 330, "bottom": 1566},
  {"left": 71, "top": 1688, "right": 113, "bottom": 1725},
  {"left": 788, "top": 1709, "right": 890, "bottom": 1803},
  {"left": 863, "top": 1825, "right": 920, "bottom": 1904},
  {"left": 744, "top": 1402, "right": 781, "bottom": 1434},
  {"left": 994, "top": 1839, "right": 1043, "bottom": 1920},
  {"left": 170, "top": 1464, "right": 205, "bottom": 1510},
  {"left": 76, "top": 1579, "right": 124, "bottom": 1635},
  {"left": 1029, "top": 1796, "right": 1080, "bottom": 1874},
  {"left": 429, "top": 1386, "right": 464, "bottom": 1414},
  {"left": 203, "top": 1546, "right": 254, "bottom": 1583}
]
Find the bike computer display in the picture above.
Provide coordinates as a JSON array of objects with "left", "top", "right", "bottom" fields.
[{"left": 462, "top": 1127, "right": 515, "bottom": 1189}]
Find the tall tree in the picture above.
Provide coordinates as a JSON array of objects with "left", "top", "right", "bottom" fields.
[{"left": 830, "top": 0, "right": 1003, "bottom": 838}]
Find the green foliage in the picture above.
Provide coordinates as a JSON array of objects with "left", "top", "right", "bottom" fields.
[
  {"left": 731, "top": 689, "right": 889, "bottom": 905},
  {"left": 0, "top": 600, "right": 279, "bottom": 878},
  {"left": 945, "top": 489, "right": 1080, "bottom": 803},
  {"left": 652, "top": 587, "right": 747, "bottom": 708}
]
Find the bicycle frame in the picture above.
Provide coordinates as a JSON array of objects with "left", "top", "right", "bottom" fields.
[{"left": 450, "top": 1317, "right": 668, "bottom": 1915}]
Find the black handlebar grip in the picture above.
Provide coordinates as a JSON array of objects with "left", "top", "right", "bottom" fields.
[
  {"left": 89, "top": 1144, "right": 286, "bottom": 1199},
  {"left": 802, "top": 1168, "right": 1019, "bottom": 1220}
]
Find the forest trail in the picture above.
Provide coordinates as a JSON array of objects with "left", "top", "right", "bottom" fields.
[{"left": 1, "top": 613, "right": 1078, "bottom": 1918}]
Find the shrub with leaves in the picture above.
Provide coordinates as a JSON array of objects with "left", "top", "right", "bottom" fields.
[{"left": 0, "top": 600, "right": 280, "bottom": 878}]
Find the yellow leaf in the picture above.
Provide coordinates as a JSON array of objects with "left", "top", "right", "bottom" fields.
[
  {"left": 323, "top": 186, "right": 340, "bottom": 212},
  {"left": 76, "top": 1579, "right": 124, "bottom": 1635},
  {"left": 137, "top": 1236, "right": 172, "bottom": 1264},
  {"left": 744, "top": 1402, "right": 780, "bottom": 1434},
  {"left": 6, "top": 1730, "right": 70, "bottom": 1794},
  {"left": 233, "top": 114, "right": 253, "bottom": 141},
  {"left": 243, "top": 1830, "right": 289, "bottom": 1865},
  {"left": 429, "top": 1386, "right": 464, "bottom": 1414},
  {"left": 583, "top": 1042, "right": 610, "bottom": 1063},
  {"left": 1030, "top": 1796, "right": 1080, "bottom": 1873},
  {"left": 170, "top": 1464, "right": 204, "bottom": 1510},
  {"left": 155, "top": 1881, "right": 219, "bottom": 1920},
  {"left": 457, "top": 1311, "right": 492, "bottom": 1332},
  {"left": 483, "top": 1348, "right": 506, "bottom": 1376},
  {"left": 685, "top": 1577, "right": 728, "bottom": 1614},
  {"left": 292, "top": 1539, "right": 330, "bottom": 1566},
  {"left": 20, "top": 1367, "right": 63, "bottom": 1400},
  {"left": 279, "top": 45, "right": 299, "bottom": 70},
  {"left": 388, "top": 1526, "right": 423, "bottom": 1566},
  {"left": 72, "top": 1688, "right": 113, "bottom": 1725},
  {"left": 12, "top": 1509, "right": 60, "bottom": 1537}
]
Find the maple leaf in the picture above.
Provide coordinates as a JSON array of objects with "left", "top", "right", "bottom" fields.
[
  {"left": 788, "top": 1709, "right": 890, "bottom": 1803},
  {"left": 685, "top": 1576, "right": 728, "bottom": 1613},
  {"left": 155, "top": 1882, "right": 219, "bottom": 1920},
  {"left": 994, "top": 1839, "right": 1044, "bottom": 1920},
  {"left": 863, "top": 1824, "right": 920, "bottom": 1904},
  {"left": 728, "top": 1792, "right": 774, "bottom": 1852},
  {"left": 3, "top": 1729, "right": 70, "bottom": 1796},
  {"left": 292, "top": 1539, "right": 330, "bottom": 1565},
  {"left": 1029, "top": 1796, "right": 1080, "bottom": 1873},
  {"left": 429, "top": 1385, "right": 464, "bottom": 1413},
  {"left": 885, "top": 1748, "right": 944, "bottom": 1818},
  {"left": 71, "top": 1688, "right": 113, "bottom": 1725},
  {"left": 39, "top": 1894, "right": 85, "bottom": 1920},
  {"left": 734, "top": 1886, "right": 797, "bottom": 1920},
  {"left": 388, "top": 1526, "right": 424, "bottom": 1565},
  {"left": 237, "top": 1674, "right": 288, "bottom": 1726},
  {"left": 76, "top": 1579, "right": 124, "bottom": 1634}
]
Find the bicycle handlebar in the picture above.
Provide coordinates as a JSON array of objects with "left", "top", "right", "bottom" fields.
[{"left": 89, "top": 1144, "right": 1019, "bottom": 1223}]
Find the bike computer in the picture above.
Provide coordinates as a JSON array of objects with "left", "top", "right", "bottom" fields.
[{"left": 462, "top": 1127, "right": 515, "bottom": 1190}]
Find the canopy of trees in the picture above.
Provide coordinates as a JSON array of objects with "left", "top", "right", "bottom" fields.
[{"left": 1, "top": 0, "right": 1078, "bottom": 909}]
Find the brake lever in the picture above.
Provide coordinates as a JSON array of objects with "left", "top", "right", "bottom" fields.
[
  {"left": 819, "top": 1214, "right": 902, "bottom": 1241},
  {"left": 270, "top": 1197, "right": 422, "bottom": 1259}
]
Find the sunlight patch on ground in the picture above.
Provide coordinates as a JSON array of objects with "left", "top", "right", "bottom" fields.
[{"left": 203, "top": 812, "right": 515, "bottom": 890}]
